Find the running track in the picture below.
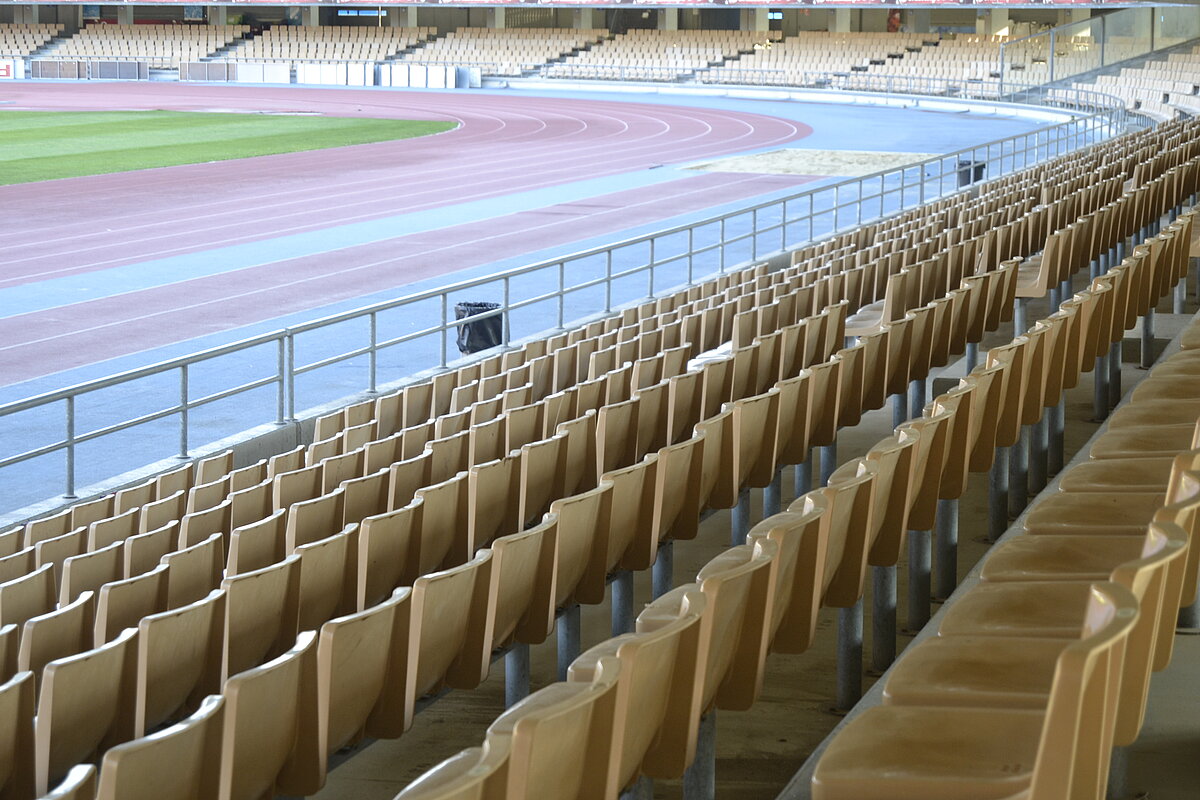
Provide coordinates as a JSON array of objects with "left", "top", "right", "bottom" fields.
[{"left": 0, "top": 83, "right": 817, "bottom": 385}]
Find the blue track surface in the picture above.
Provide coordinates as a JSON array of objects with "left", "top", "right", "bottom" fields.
[{"left": 1, "top": 86, "right": 1060, "bottom": 518}]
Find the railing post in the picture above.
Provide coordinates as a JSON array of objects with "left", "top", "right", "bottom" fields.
[
  {"left": 1049, "top": 30, "right": 1056, "bottom": 84},
  {"left": 64, "top": 396, "right": 76, "bottom": 499},
  {"left": 179, "top": 364, "right": 189, "bottom": 459},
  {"left": 687, "top": 226, "right": 695, "bottom": 285},
  {"left": 286, "top": 333, "right": 297, "bottom": 422},
  {"left": 368, "top": 312, "right": 378, "bottom": 394},
  {"left": 440, "top": 294, "right": 449, "bottom": 368},
  {"left": 276, "top": 336, "right": 286, "bottom": 424},
  {"left": 605, "top": 250, "right": 614, "bottom": 311},
  {"left": 558, "top": 261, "right": 566, "bottom": 328},
  {"left": 648, "top": 239, "right": 656, "bottom": 298},
  {"left": 503, "top": 276, "right": 512, "bottom": 344}
]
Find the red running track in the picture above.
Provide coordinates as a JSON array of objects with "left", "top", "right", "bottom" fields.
[{"left": 0, "top": 83, "right": 816, "bottom": 385}]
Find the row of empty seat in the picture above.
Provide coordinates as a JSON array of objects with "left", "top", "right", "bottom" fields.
[
  {"left": 2, "top": 110, "right": 1193, "bottom": 800},
  {"left": 1071, "top": 43, "right": 1200, "bottom": 122},
  {"left": 391, "top": 121, "right": 1200, "bottom": 798},
  {"left": 398, "top": 28, "right": 606, "bottom": 77},
  {"left": 0, "top": 23, "right": 61, "bottom": 57},
  {"left": 40, "top": 23, "right": 247, "bottom": 69},
  {"left": 222, "top": 25, "right": 433, "bottom": 64}
]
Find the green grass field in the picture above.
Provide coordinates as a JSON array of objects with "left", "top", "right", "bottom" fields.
[{"left": 0, "top": 110, "right": 456, "bottom": 185}]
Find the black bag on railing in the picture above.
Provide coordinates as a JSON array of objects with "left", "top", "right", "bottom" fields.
[{"left": 454, "top": 302, "right": 503, "bottom": 355}]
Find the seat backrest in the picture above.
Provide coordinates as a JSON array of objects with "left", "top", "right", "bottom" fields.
[
  {"left": 467, "top": 455, "right": 521, "bottom": 552},
  {"left": 19, "top": 591, "right": 95, "bottom": 682},
  {"left": 1107, "top": 522, "right": 1187, "bottom": 747},
  {"left": 483, "top": 518, "right": 557, "bottom": 651},
  {"left": 747, "top": 495, "right": 828, "bottom": 655},
  {"left": 1028, "top": 582, "right": 1137, "bottom": 800},
  {"left": 395, "top": 744, "right": 508, "bottom": 800},
  {"left": 575, "top": 587, "right": 707, "bottom": 790},
  {"left": 898, "top": 408, "right": 953, "bottom": 532},
  {"left": 408, "top": 553, "right": 493, "bottom": 714},
  {"left": 87, "top": 508, "right": 139, "bottom": 551},
  {"left": 226, "top": 508, "right": 287, "bottom": 577},
  {"left": 161, "top": 533, "right": 223, "bottom": 610},
  {"left": 862, "top": 429, "right": 919, "bottom": 567},
  {"left": 218, "top": 631, "right": 322, "bottom": 799},
  {"left": 0, "top": 562, "right": 55, "bottom": 630},
  {"left": 800, "top": 461, "right": 875, "bottom": 609},
  {"left": 61, "top": 540, "right": 124, "bottom": 606},
  {"left": 318, "top": 586, "right": 411, "bottom": 758},
  {"left": 220, "top": 554, "right": 301, "bottom": 682},
  {"left": 695, "top": 538, "right": 779, "bottom": 713},
  {"left": 728, "top": 389, "right": 781, "bottom": 492},
  {"left": 518, "top": 435, "right": 566, "bottom": 530},
  {"left": 122, "top": 523, "right": 176, "bottom": 581},
  {"left": 694, "top": 409, "right": 737, "bottom": 512},
  {"left": 294, "top": 525, "right": 357, "bottom": 632},
  {"left": 35, "top": 627, "right": 138, "bottom": 795},
  {"left": 414, "top": 472, "right": 469, "bottom": 574},
  {"left": 40, "top": 763, "right": 95, "bottom": 800},
  {"left": 95, "top": 694, "right": 223, "bottom": 800},
  {"left": 548, "top": 483, "right": 612, "bottom": 608},
  {"left": 650, "top": 435, "right": 704, "bottom": 547},
  {"left": 285, "top": 488, "right": 346, "bottom": 552},
  {"left": 0, "top": 670, "right": 35, "bottom": 800},
  {"left": 489, "top": 656, "right": 621, "bottom": 800},
  {"left": 600, "top": 455, "right": 658, "bottom": 577},
  {"left": 95, "top": 564, "right": 169, "bottom": 647},
  {"left": 135, "top": 588, "right": 225, "bottom": 737}
]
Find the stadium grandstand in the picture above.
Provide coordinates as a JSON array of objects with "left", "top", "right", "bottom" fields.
[{"left": 2, "top": 1, "right": 1200, "bottom": 799}]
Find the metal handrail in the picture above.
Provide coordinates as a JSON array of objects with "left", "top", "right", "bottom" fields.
[{"left": 0, "top": 82, "right": 1123, "bottom": 515}]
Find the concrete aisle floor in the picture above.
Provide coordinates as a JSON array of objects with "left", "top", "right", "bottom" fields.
[{"left": 311, "top": 278, "right": 1200, "bottom": 800}]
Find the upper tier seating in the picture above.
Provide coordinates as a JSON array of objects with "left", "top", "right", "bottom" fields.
[
  {"left": 0, "top": 23, "right": 61, "bottom": 57},
  {"left": 1071, "top": 45, "right": 1200, "bottom": 121},
  {"left": 222, "top": 26, "right": 432, "bottom": 63},
  {"left": 400, "top": 28, "right": 607, "bottom": 77},
  {"left": 43, "top": 23, "right": 247, "bottom": 69},
  {"left": 544, "top": 28, "right": 781, "bottom": 82}
]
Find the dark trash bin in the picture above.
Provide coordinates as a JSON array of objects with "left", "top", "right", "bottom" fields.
[
  {"left": 957, "top": 159, "right": 986, "bottom": 187},
  {"left": 454, "top": 301, "right": 503, "bottom": 355}
]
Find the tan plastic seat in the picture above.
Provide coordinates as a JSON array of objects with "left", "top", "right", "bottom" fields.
[
  {"left": 479, "top": 519, "right": 557, "bottom": 655},
  {"left": 220, "top": 555, "right": 301, "bottom": 682},
  {"left": 393, "top": 743, "right": 509, "bottom": 800},
  {"left": 483, "top": 656, "right": 622, "bottom": 800},
  {"left": 217, "top": 631, "right": 323, "bottom": 800},
  {"left": 94, "top": 565, "right": 169, "bottom": 646},
  {"left": 317, "top": 587, "right": 412, "bottom": 763},
  {"left": 284, "top": 488, "right": 345, "bottom": 552},
  {"left": 811, "top": 581, "right": 1137, "bottom": 800},
  {"left": 0, "top": 670, "right": 35, "bottom": 800},
  {"left": 893, "top": 529, "right": 1183, "bottom": 746},
  {"left": 0, "top": 562, "right": 56, "bottom": 631},
  {"left": 547, "top": 484, "right": 612, "bottom": 609},
  {"left": 413, "top": 473, "right": 469, "bottom": 574},
  {"left": 86, "top": 509, "right": 138, "bottom": 551},
  {"left": 568, "top": 588, "right": 707, "bottom": 792},
  {"left": 0, "top": 624, "right": 16, "bottom": 682},
  {"left": 466, "top": 455, "right": 521, "bottom": 552},
  {"left": 35, "top": 627, "right": 138, "bottom": 795},
  {"left": 95, "top": 694, "right": 223, "bottom": 800},
  {"left": 647, "top": 435, "right": 705, "bottom": 550},
  {"left": 134, "top": 588, "right": 225, "bottom": 737},
  {"left": 294, "top": 525, "right": 357, "bottom": 632},
  {"left": 405, "top": 553, "right": 494, "bottom": 723},
  {"left": 225, "top": 509, "right": 287, "bottom": 577},
  {"left": 746, "top": 494, "right": 828, "bottom": 654},
  {"left": 19, "top": 591, "right": 95, "bottom": 681},
  {"left": 123, "top": 524, "right": 176, "bottom": 580},
  {"left": 161, "top": 533, "right": 223, "bottom": 610},
  {"left": 60, "top": 541, "right": 124, "bottom": 606},
  {"left": 356, "top": 501, "right": 420, "bottom": 611},
  {"left": 41, "top": 763, "right": 95, "bottom": 800},
  {"left": 178, "top": 501, "right": 232, "bottom": 552},
  {"left": 596, "top": 455, "right": 657, "bottom": 582},
  {"left": 140, "top": 490, "right": 186, "bottom": 535}
]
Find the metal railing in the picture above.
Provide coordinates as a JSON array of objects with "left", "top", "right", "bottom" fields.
[{"left": 0, "top": 82, "right": 1124, "bottom": 516}]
